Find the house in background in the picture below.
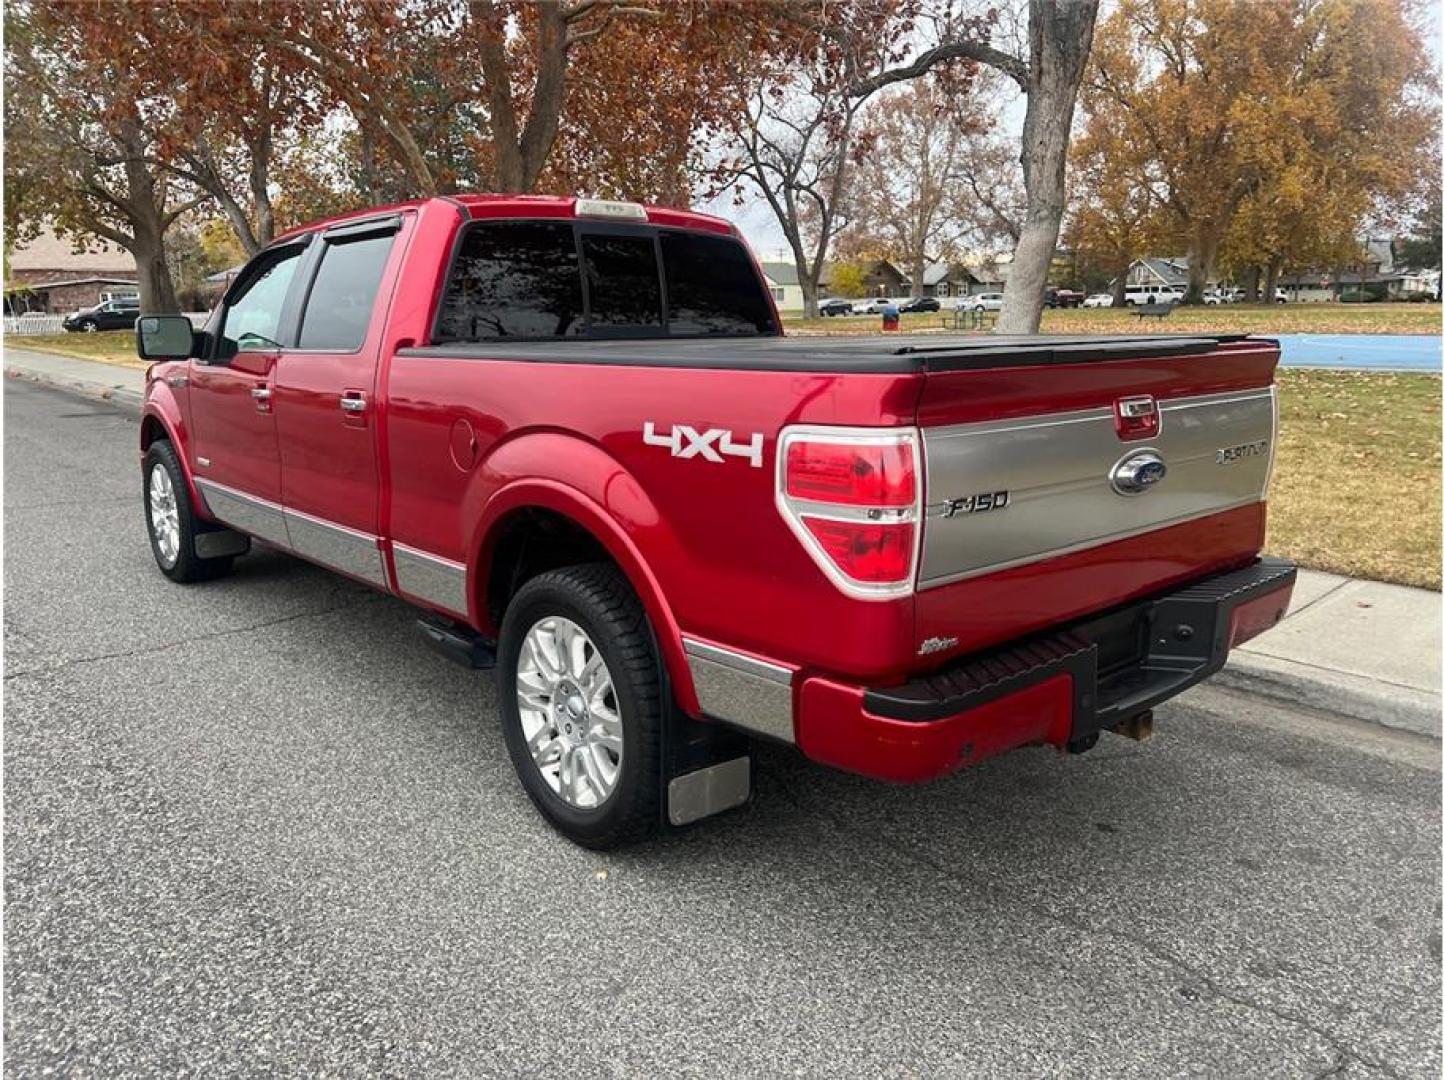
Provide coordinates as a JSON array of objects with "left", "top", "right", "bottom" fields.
[
  {"left": 964, "top": 257, "right": 1011, "bottom": 294},
  {"left": 758, "top": 261, "right": 834, "bottom": 314},
  {"left": 4, "top": 229, "right": 138, "bottom": 314},
  {"left": 1280, "top": 239, "right": 1431, "bottom": 302},
  {"left": 1124, "top": 256, "right": 1204, "bottom": 292},
  {"left": 915, "top": 263, "right": 976, "bottom": 298}
]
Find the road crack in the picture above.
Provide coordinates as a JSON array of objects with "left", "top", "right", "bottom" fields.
[
  {"left": 3, "top": 595, "right": 381, "bottom": 682},
  {"left": 756, "top": 760, "right": 1408, "bottom": 1079}
]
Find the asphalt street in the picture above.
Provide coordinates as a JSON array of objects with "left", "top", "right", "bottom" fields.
[{"left": 4, "top": 377, "right": 1440, "bottom": 1078}]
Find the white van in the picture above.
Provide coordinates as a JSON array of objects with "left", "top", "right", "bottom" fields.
[{"left": 1124, "top": 284, "right": 1182, "bottom": 306}]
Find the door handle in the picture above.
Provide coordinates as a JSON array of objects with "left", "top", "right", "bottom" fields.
[
  {"left": 339, "top": 393, "right": 367, "bottom": 414},
  {"left": 251, "top": 385, "right": 272, "bottom": 413}
]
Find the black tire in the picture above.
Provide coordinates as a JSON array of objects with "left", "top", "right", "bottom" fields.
[
  {"left": 496, "top": 564, "right": 662, "bottom": 849},
  {"left": 142, "top": 440, "right": 234, "bottom": 583},
  {"left": 78, "top": 319, "right": 99, "bottom": 333}
]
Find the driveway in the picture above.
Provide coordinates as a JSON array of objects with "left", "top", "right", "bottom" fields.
[{"left": 4, "top": 378, "right": 1440, "bottom": 1077}]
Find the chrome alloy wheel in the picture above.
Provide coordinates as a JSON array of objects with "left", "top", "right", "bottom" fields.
[
  {"left": 515, "top": 616, "right": 623, "bottom": 809},
  {"left": 148, "top": 463, "right": 181, "bottom": 568}
]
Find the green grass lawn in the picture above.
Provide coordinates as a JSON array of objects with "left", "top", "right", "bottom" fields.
[
  {"left": 7, "top": 330, "right": 147, "bottom": 368},
  {"left": 1270, "top": 369, "right": 1440, "bottom": 589},
  {"left": 785, "top": 302, "right": 1442, "bottom": 336},
  {"left": 8, "top": 327, "right": 1436, "bottom": 588}
]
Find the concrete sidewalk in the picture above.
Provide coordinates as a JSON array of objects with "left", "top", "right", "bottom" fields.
[
  {"left": 5, "top": 343, "right": 1440, "bottom": 740},
  {"left": 5, "top": 346, "right": 145, "bottom": 412},
  {"left": 1220, "top": 569, "right": 1441, "bottom": 738}
]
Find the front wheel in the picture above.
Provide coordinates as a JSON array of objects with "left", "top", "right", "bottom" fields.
[
  {"left": 143, "top": 441, "right": 234, "bottom": 583},
  {"left": 496, "top": 564, "right": 663, "bottom": 849},
  {"left": 78, "top": 319, "right": 99, "bottom": 332}
]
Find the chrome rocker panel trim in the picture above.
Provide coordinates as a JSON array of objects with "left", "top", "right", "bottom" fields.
[
  {"left": 194, "top": 478, "right": 290, "bottom": 548},
  {"left": 392, "top": 542, "right": 469, "bottom": 617},
  {"left": 682, "top": 638, "right": 795, "bottom": 744},
  {"left": 195, "top": 478, "right": 387, "bottom": 586}
]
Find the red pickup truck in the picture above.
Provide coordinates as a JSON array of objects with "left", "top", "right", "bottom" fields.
[{"left": 136, "top": 194, "right": 1295, "bottom": 847}]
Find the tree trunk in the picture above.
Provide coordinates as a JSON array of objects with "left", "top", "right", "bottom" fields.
[
  {"left": 1111, "top": 260, "right": 1129, "bottom": 306},
  {"left": 1184, "top": 228, "right": 1219, "bottom": 303},
  {"left": 1264, "top": 258, "right": 1282, "bottom": 304},
  {"left": 997, "top": 0, "right": 1100, "bottom": 334},
  {"left": 249, "top": 132, "right": 275, "bottom": 249},
  {"left": 798, "top": 271, "right": 820, "bottom": 319},
  {"left": 910, "top": 252, "right": 926, "bottom": 299},
  {"left": 119, "top": 118, "right": 181, "bottom": 313},
  {"left": 131, "top": 235, "right": 180, "bottom": 314},
  {"left": 1244, "top": 265, "right": 1261, "bottom": 303}
]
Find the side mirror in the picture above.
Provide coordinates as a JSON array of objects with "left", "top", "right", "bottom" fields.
[{"left": 136, "top": 315, "right": 196, "bottom": 361}]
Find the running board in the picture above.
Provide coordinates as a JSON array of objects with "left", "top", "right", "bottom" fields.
[{"left": 416, "top": 615, "right": 496, "bottom": 670}]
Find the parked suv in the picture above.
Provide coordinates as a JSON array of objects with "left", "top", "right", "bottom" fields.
[
  {"left": 64, "top": 296, "right": 140, "bottom": 332},
  {"left": 819, "top": 298, "right": 856, "bottom": 317}
]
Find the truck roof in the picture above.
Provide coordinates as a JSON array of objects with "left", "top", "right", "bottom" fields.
[
  {"left": 273, "top": 194, "right": 736, "bottom": 245},
  {"left": 402, "top": 334, "right": 1264, "bottom": 374}
]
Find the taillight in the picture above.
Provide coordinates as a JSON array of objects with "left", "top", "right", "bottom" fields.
[
  {"left": 777, "top": 427, "right": 921, "bottom": 598},
  {"left": 785, "top": 440, "right": 916, "bottom": 506}
]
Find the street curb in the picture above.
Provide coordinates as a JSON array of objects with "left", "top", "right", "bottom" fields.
[
  {"left": 6, "top": 363, "right": 144, "bottom": 415},
  {"left": 1216, "top": 651, "right": 1441, "bottom": 741}
]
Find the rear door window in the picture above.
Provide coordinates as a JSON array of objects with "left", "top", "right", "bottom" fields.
[
  {"left": 436, "top": 221, "right": 584, "bottom": 340},
  {"left": 298, "top": 231, "right": 396, "bottom": 351}
]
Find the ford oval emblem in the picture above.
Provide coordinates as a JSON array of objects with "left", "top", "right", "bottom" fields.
[{"left": 1110, "top": 449, "right": 1167, "bottom": 496}]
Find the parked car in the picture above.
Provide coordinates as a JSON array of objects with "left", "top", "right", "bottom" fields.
[
  {"left": 967, "top": 292, "right": 1005, "bottom": 312},
  {"left": 818, "top": 298, "right": 857, "bottom": 317},
  {"left": 856, "top": 296, "right": 902, "bottom": 314},
  {"left": 1123, "top": 285, "right": 1182, "bottom": 306},
  {"left": 135, "top": 194, "right": 1296, "bottom": 848},
  {"left": 1202, "top": 290, "right": 1227, "bottom": 305},
  {"left": 63, "top": 296, "right": 140, "bottom": 332},
  {"left": 1082, "top": 293, "right": 1114, "bottom": 308},
  {"left": 899, "top": 296, "right": 940, "bottom": 313},
  {"left": 1044, "top": 288, "right": 1084, "bottom": 309}
]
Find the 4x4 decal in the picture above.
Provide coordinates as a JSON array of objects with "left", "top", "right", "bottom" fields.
[{"left": 643, "top": 422, "right": 764, "bottom": 468}]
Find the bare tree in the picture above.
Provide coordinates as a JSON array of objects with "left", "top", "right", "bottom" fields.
[
  {"left": 840, "top": 80, "right": 984, "bottom": 296},
  {"left": 851, "top": 0, "right": 1100, "bottom": 332},
  {"left": 840, "top": 73, "right": 1022, "bottom": 292},
  {"left": 729, "top": 70, "right": 870, "bottom": 318},
  {"left": 724, "top": 2, "right": 987, "bottom": 318}
]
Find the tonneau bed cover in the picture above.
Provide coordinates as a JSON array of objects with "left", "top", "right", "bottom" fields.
[{"left": 401, "top": 333, "right": 1262, "bottom": 374}]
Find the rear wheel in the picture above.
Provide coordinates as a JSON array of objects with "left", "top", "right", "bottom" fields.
[
  {"left": 143, "top": 440, "right": 234, "bottom": 583},
  {"left": 496, "top": 564, "right": 662, "bottom": 849}
]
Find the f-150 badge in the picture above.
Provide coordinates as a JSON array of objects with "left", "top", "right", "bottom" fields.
[{"left": 643, "top": 422, "right": 764, "bottom": 468}]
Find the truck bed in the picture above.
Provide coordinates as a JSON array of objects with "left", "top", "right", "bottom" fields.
[{"left": 401, "top": 333, "right": 1258, "bottom": 373}]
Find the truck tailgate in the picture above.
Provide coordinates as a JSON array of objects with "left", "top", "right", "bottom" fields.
[{"left": 911, "top": 336, "right": 1280, "bottom": 655}]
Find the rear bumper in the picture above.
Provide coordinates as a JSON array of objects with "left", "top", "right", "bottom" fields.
[{"left": 794, "top": 557, "right": 1297, "bottom": 783}]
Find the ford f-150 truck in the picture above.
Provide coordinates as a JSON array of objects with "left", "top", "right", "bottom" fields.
[{"left": 136, "top": 194, "right": 1296, "bottom": 848}]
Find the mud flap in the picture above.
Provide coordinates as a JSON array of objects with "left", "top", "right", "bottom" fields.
[{"left": 660, "top": 706, "right": 752, "bottom": 828}]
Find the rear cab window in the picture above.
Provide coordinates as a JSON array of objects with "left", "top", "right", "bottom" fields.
[{"left": 434, "top": 219, "right": 777, "bottom": 343}]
